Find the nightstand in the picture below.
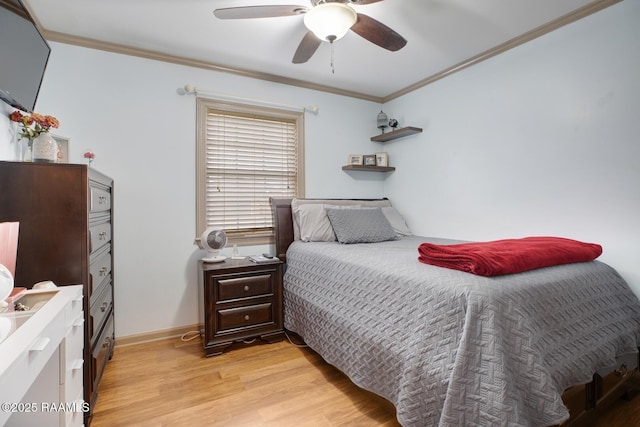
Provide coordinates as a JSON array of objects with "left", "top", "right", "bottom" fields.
[{"left": 198, "top": 258, "right": 285, "bottom": 356}]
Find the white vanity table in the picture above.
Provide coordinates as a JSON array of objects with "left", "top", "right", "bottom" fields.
[{"left": 0, "top": 286, "right": 84, "bottom": 427}]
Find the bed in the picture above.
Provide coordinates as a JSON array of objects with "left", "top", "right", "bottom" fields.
[{"left": 270, "top": 197, "right": 640, "bottom": 427}]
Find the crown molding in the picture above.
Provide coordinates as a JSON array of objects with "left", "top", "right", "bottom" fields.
[
  {"left": 41, "top": 30, "right": 384, "bottom": 104},
  {"left": 382, "top": 0, "right": 621, "bottom": 102},
  {"left": 40, "top": 0, "right": 619, "bottom": 105}
]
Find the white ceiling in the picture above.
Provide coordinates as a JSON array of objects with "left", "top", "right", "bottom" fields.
[{"left": 24, "top": 0, "right": 615, "bottom": 101}]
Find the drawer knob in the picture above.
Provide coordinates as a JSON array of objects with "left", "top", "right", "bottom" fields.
[
  {"left": 99, "top": 267, "right": 108, "bottom": 276},
  {"left": 101, "top": 302, "right": 108, "bottom": 312},
  {"left": 244, "top": 315, "right": 250, "bottom": 321},
  {"left": 99, "top": 231, "right": 107, "bottom": 240},
  {"left": 244, "top": 285, "right": 250, "bottom": 292},
  {"left": 615, "top": 364, "right": 629, "bottom": 377}
]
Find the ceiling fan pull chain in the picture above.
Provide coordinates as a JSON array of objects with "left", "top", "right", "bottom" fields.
[{"left": 331, "top": 41, "right": 335, "bottom": 74}]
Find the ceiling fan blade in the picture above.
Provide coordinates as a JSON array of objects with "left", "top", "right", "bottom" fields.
[
  {"left": 350, "top": 0, "right": 384, "bottom": 4},
  {"left": 214, "top": 5, "right": 308, "bottom": 20},
  {"left": 350, "top": 13, "right": 407, "bottom": 52},
  {"left": 292, "top": 31, "right": 322, "bottom": 64}
]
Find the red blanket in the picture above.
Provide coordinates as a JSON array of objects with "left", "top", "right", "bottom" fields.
[{"left": 417, "top": 236, "right": 602, "bottom": 276}]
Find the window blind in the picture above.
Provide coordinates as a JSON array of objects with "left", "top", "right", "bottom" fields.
[{"left": 203, "top": 109, "right": 299, "bottom": 239}]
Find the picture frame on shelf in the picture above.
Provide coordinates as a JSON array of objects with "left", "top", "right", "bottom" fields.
[
  {"left": 363, "top": 155, "right": 376, "bottom": 166},
  {"left": 348, "top": 154, "right": 363, "bottom": 165},
  {"left": 52, "top": 134, "right": 70, "bottom": 163},
  {"left": 375, "top": 152, "right": 389, "bottom": 167}
]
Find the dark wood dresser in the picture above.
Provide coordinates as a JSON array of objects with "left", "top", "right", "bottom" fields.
[
  {"left": 0, "top": 161, "right": 115, "bottom": 425},
  {"left": 198, "top": 258, "right": 284, "bottom": 356}
]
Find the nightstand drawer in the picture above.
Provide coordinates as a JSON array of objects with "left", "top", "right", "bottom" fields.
[
  {"left": 217, "top": 303, "right": 273, "bottom": 331},
  {"left": 217, "top": 274, "right": 273, "bottom": 301}
]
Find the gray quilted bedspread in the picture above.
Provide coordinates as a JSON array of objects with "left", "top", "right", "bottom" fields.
[{"left": 283, "top": 236, "right": 640, "bottom": 427}]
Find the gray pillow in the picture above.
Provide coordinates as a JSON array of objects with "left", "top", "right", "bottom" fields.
[{"left": 326, "top": 207, "right": 398, "bottom": 244}]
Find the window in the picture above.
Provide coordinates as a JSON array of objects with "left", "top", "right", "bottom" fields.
[{"left": 196, "top": 97, "right": 305, "bottom": 245}]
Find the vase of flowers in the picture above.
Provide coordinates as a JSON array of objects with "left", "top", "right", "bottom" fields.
[
  {"left": 32, "top": 132, "right": 59, "bottom": 163},
  {"left": 9, "top": 110, "right": 60, "bottom": 162}
]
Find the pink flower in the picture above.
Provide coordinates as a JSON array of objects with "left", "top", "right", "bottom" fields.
[{"left": 83, "top": 151, "right": 96, "bottom": 159}]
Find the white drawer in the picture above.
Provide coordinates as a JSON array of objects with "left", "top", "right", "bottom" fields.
[
  {"left": 60, "top": 313, "right": 84, "bottom": 392},
  {"left": 61, "top": 390, "right": 86, "bottom": 427},
  {"left": 0, "top": 310, "right": 65, "bottom": 425}
]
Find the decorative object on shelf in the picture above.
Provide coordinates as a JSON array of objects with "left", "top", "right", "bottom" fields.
[
  {"left": 389, "top": 118, "right": 399, "bottom": 129},
  {"left": 9, "top": 110, "right": 60, "bottom": 162},
  {"left": 83, "top": 150, "right": 96, "bottom": 166},
  {"left": 377, "top": 110, "right": 388, "bottom": 133},
  {"left": 375, "top": 152, "right": 389, "bottom": 167},
  {"left": 348, "top": 154, "right": 363, "bottom": 165},
  {"left": 32, "top": 132, "right": 59, "bottom": 163},
  {"left": 363, "top": 154, "right": 376, "bottom": 166}
]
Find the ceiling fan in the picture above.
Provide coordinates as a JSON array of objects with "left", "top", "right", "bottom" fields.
[{"left": 213, "top": 0, "right": 407, "bottom": 64}]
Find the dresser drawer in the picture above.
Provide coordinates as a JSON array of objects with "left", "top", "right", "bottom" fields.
[
  {"left": 217, "top": 302, "right": 273, "bottom": 332},
  {"left": 90, "top": 222, "right": 112, "bottom": 254},
  {"left": 91, "top": 313, "right": 114, "bottom": 393},
  {"left": 90, "top": 250, "right": 112, "bottom": 301},
  {"left": 217, "top": 273, "right": 273, "bottom": 301},
  {"left": 90, "top": 281, "right": 113, "bottom": 340},
  {"left": 90, "top": 186, "right": 111, "bottom": 213}
]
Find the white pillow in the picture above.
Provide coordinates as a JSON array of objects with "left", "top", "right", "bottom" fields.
[
  {"left": 382, "top": 207, "right": 412, "bottom": 236},
  {"left": 295, "top": 204, "right": 336, "bottom": 242}
]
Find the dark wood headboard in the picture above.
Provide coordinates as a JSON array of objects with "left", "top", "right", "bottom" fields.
[
  {"left": 270, "top": 198, "right": 294, "bottom": 263},
  {"left": 269, "top": 197, "right": 389, "bottom": 264}
]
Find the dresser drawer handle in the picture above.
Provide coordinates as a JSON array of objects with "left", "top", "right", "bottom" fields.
[
  {"left": 244, "top": 285, "right": 250, "bottom": 292},
  {"left": 71, "top": 359, "right": 84, "bottom": 371},
  {"left": 98, "top": 196, "right": 107, "bottom": 204},
  {"left": 30, "top": 337, "right": 51, "bottom": 352},
  {"left": 244, "top": 315, "right": 250, "bottom": 321},
  {"left": 101, "top": 302, "right": 108, "bottom": 312},
  {"left": 103, "top": 336, "right": 111, "bottom": 349},
  {"left": 99, "top": 267, "right": 108, "bottom": 276},
  {"left": 615, "top": 364, "right": 629, "bottom": 377},
  {"left": 99, "top": 231, "right": 107, "bottom": 240}
]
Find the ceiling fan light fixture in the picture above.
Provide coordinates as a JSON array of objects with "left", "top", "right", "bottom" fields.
[{"left": 303, "top": 3, "right": 357, "bottom": 43}]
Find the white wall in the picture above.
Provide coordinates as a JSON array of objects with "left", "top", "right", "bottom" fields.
[
  {"left": 2, "top": 0, "right": 638, "bottom": 338},
  {"left": 0, "top": 43, "right": 385, "bottom": 337},
  {"left": 383, "top": 0, "right": 640, "bottom": 296}
]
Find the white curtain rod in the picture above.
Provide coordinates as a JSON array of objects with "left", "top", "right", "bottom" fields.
[{"left": 181, "top": 84, "right": 319, "bottom": 114}]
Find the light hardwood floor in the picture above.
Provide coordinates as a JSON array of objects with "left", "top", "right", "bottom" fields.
[{"left": 91, "top": 336, "right": 640, "bottom": 426}]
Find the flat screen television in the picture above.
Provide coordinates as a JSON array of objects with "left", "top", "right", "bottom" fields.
[{"left": 0, "top": 0, "right": 50, "bottom": 112}]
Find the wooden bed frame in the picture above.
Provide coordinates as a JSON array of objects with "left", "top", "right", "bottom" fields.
[{"left": 269, "top": 197, "right": 639, "bottom": 426}]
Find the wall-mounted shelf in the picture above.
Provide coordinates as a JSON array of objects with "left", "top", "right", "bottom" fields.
[
  {"left": 342, "top": 165, "right": 395, "bottom": 172},
  {"left": 370, "top": 126, "right": 423, "bottom": 143}
]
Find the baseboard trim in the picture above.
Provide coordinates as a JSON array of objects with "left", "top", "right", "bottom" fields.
[{"left": 115, "top": 324, "right": 203, "bottom": 348}]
